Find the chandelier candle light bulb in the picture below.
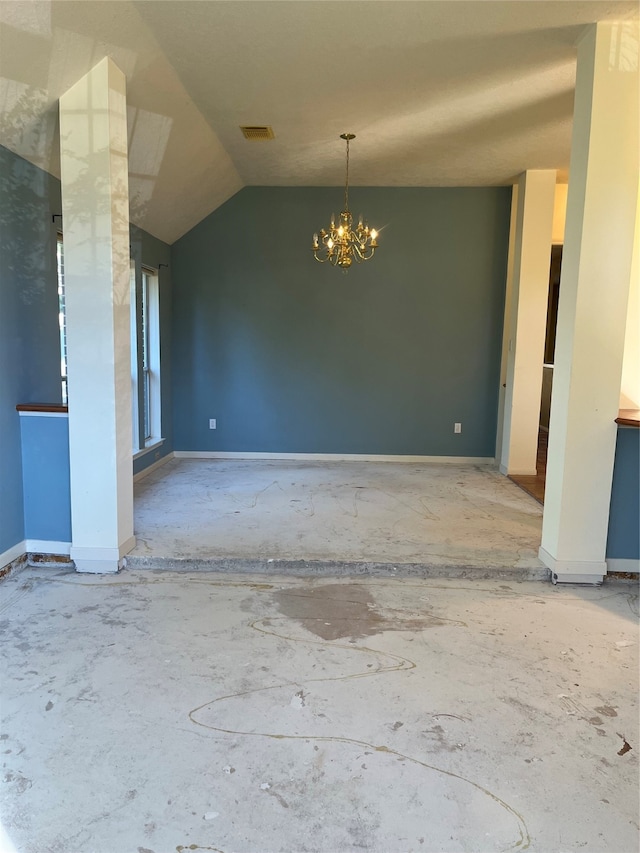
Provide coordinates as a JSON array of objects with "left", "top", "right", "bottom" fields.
[{"left": 312, "top": 133, "right": 380, "bottom": 269}]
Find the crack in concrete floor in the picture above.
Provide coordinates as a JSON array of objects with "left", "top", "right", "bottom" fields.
[{"left": 188, "top": 591, "right": 531, "bottom": 851}]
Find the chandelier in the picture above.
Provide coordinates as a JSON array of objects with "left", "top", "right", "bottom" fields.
[{"left": 312, "top": 133, "right": 379, "bottom": 269}]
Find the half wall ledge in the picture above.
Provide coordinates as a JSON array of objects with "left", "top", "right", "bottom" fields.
[
  {"left": 16, "top": 403, "right": 68, "bottom": 413},
  {"left": 615, "top": 409, "right": 640, "bottom": 428}
]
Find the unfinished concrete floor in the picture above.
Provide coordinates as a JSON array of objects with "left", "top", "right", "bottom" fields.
[
  {"left": 1, "top": 566, "right": 638, "bottom": 853},
  {"left": 129, "top": 460, "right": 545, "bottom": 576}
]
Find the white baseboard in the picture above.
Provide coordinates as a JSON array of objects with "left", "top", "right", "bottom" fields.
[
  {"left": 0, "top": 540, "right": 27, "bottom": 570},
  {"left": 551, "top": 572, "right": 605, "bottom": 585},
  {"left": 25, "top": 540, "right": 71, "bottom": 555},
  {"left": 174, "top": 451, "right": 495, "bottom": 464},
  {"left": 606, "top": 558, "right": 640, "bottom": 574},
  {"left": 134, "top": 452, "right": 174, "bottom": 482},
  {"left": 71, "top": 536, "right": 136, "bottom": 574},
  {"left": 539, "top": 546, "right": 606, "bottom": 584}
]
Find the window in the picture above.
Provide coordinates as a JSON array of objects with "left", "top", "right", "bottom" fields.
[
  {"left": 141, "top": 268, "right": 151, "bottom": 441},
  {"left": 56, "top": 235, "right": 68, "bottom": 405},
  {"left": 131, "top": 266, "right": 162, "bottom": 454}
]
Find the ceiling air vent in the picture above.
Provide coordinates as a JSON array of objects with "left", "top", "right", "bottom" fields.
[{"left": 240, "top": 125, "right": 275, "bottom": 141}]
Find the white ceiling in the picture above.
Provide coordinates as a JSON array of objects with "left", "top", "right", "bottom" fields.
[{"left": 0, "top": 1, "right": 637, "bottom": 244}]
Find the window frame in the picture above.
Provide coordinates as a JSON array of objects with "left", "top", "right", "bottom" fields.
[{"left": 131, "top": 264, "right": 162, "bottom": 457}]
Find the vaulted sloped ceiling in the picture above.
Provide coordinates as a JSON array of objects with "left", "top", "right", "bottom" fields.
[{"left": 0, "top": 1, "right": 637, "bottom": 244}]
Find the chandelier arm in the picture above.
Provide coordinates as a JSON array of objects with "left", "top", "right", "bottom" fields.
[{"left": 349, "top": 233, "right": 368, "bottom": 260}]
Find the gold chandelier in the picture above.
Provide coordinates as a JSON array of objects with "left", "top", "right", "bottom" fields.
[{"left": 312, "top": 133, "right": 379, "bottom": 269}]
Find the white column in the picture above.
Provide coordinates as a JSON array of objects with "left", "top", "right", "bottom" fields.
[
  {"left": 499, "top": 170, "right": 556, "bottom": 475},
  {"left": 540, "top": 22, "right": 639, "bottom": 584},
  {"left": 59, "top": 58, "right": 134, "bottom": 573}
]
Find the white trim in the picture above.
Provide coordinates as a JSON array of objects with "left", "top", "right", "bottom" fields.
[
  {"left": 71, "top": 546, "right": 121, "bottom": 562},
  {"left": 72, "top": 557, "right": 119, "bottom": 574},
  {"left": 18, "top": 411, "right": 68, "bottom": 418},
  {"left": 606, "top": 558, "right": 640, "bottom": 574},
  {"left": 134, "top": 451, "right": 174, "bottom": 482},
  {"left": 133, "top": 438, "right": 165, "bottom": 461},
  {"left": 173, "top": 451, "right": 496, "bottom": 464},
  {"left": 0, "top": 540, "right": 27, "bottom": 569},
  {"left": 539, "top": 546, "right": 606, "bottom": 584},
  {"left": 71, "top": 536, "right": 136, "bottom": 574},
  {"left": 70, "top": 536, "right": 136, "bottom": 560},
  {"left": 25, "top": 540, "right": 71, "bottom": 555},
  {"left": 130, "top": 260, "right": 140, "bottom": 452},
  {"left": 551, "top": 572, "right": 605, "bottom": 585}
]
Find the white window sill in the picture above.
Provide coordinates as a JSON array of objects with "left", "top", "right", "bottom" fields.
[{"left": 133, "top": 438, "right": 165, "bottom": 460}]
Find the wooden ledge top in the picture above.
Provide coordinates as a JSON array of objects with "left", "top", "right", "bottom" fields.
[
  {"left": 13, "top": 405, "right": 640, "bottom": 425},
  {"left": 616, "top": 409, "right": 640, "bottom": 428},
  {"left": 16, "top": 403, "right": 68, "bottom": 413}
]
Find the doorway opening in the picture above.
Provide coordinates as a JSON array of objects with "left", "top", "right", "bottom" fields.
[{"left": 509, "top": 244, "right": 562, "bottom": 504}]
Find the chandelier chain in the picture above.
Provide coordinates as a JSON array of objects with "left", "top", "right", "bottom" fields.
[{"left": 344, "top": 137, "right": 350, "bottom": 211}]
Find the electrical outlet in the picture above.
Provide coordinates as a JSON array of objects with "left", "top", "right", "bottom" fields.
[
  {"left": 209, "top": 419, "right": 217, "bottom": 430},
  {"left": 454, "top": 422, "right": 462, "bottom": 433}
]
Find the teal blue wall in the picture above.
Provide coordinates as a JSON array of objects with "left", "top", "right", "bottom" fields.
[
  {"left": 607, "top": 426, "right": 640, "bottom": 561},
  {"left": 171, "top": 186, "right": 511, "bottom": 455},
  {"left": 20, "top": 415, "right": 71, "bottom": 542},
  {"left": 0, "top": 145, "right": 61, "bottom": 556}
]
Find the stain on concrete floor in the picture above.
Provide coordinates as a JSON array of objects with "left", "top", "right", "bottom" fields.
[{"left": 273, "top": 582, "right": 453, "bottom": 640}]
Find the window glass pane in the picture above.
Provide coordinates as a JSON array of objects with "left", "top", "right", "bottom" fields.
[{"left": 56, "top": 237, "right": 68, "bottom": 405}]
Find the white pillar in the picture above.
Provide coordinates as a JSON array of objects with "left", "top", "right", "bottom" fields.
[
  {"left": 59, "top": 58, "right": 134, "bottom": 573},
  {"left": 499, "top": 170, "right": 556, "bottom": 475},
  {"left": 540, "top": 22, "right": 639, "bottom": 584}
]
